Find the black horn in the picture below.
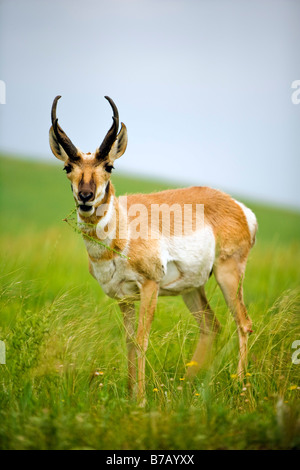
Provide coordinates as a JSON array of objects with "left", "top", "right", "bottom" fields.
[
  {"left": 51, "top": 95, "right": 79, "bottom": 161},
  {"left": 96, "top": 96, "right": 119, "bottom": 161}
]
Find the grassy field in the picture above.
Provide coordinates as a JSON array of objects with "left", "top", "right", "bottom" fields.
[{"left": 0, "top": 154, "right": 299, "bottom": 450}]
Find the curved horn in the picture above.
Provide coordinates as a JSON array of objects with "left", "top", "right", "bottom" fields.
[
  {"left": 96, "top": 96, "right": 119, "bottom": 161},
  {"left": 51, "top": 96, "right": 79, "bottom": 161}
]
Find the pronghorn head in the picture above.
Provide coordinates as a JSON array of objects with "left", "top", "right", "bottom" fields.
[{"left": 49, "top": 95, "right": 127, "bottom": 217}]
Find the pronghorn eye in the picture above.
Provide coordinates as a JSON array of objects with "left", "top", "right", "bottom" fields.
[
  {"left": 63, "top": 164, "right": 73, "bottom": 174},
  {"left": 104, "top": 164, "right": 114, "bottom": 173}
]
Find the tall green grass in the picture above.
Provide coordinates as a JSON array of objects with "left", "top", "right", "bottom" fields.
[{"left": 0, "top": 155, "right": 299, "bottom": 449}]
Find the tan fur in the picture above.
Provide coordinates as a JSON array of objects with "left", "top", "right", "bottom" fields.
[
  {"left": 125, "top": 186, "right": 252, "bottom": 257},
  {"left": 80, "top": 182, "right": 253, "bottom": 279},
  {"left": 50, "top": 99, "right": 257, "bottom": 402},
  {"left": 82, "top": 175, "right": 255, "bottom": 398}
]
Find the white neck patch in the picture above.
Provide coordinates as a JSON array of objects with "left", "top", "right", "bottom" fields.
[{"left": 96, "top": 195, "right": 115, "bottom": 238}]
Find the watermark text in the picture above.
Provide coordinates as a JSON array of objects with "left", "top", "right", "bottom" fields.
[
  {"left": 0, "top": 341, "right": 5, "bottom": 364},
  {"left": 292, "top": 340, "right": 300, "bottom": 365},
  {"left": 291, "top": 80, "right": 300, "bottom": 105},
  {"left": 0, "top": 80, "right": 6, "bottom": 104}
]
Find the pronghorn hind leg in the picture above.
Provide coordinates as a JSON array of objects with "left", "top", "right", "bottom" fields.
[
  {"left": 119, "top": 300, "right": 137, "bottom": 398},
  {"left": 136, "top": 280, "right": 159, "bottom": 404},
  {"left": 182, "top": 286, "right": 221, "bottom": 378},
  {"left": 213, "top": 256, "right": 253, "bottom": 377}
]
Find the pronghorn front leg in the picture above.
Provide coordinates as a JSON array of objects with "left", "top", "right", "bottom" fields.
[
  {"left": 136, "top": 280, "right": 159, "bottom": 403},
  {"left": 119, "top": 301, "right": 137, "bottom": 398}
]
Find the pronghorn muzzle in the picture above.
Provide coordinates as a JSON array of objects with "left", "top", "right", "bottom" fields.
[{"left": 78, "top": 179, "right": 96, "bottom": 210}]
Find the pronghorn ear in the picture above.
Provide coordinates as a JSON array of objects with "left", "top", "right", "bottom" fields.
[
  {"left": 106, "top": 123, "right": 128, "bottom": 162},
  {"left": 49, "top": 125, "right": 69, "bottom": 162}
]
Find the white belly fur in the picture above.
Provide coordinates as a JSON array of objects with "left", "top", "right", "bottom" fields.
[
  {"left": 159, "top": 225, "right": 215, "bottom": 295},
  {"left": 88, "top": 224, "right": 215, "bottom": 299},
  {"left": 90, "top": 257, "right": 142, "bottom": 299}
]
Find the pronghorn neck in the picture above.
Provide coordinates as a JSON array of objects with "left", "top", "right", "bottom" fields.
[{"left": 77, "top": 181, "right": 129, "bottom": 260}]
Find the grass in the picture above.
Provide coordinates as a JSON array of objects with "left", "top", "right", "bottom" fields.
[{"left": 0, "top": 154, "right": 299, "bottom": 450}]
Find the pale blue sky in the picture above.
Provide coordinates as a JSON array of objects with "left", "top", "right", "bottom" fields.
[{"left": 0, "top": 0, "right": 299, "bottom": 208}]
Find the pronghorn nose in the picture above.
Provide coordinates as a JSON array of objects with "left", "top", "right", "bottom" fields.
[{"left": 78, "top": 191, "right": 94, "bottom": 203}]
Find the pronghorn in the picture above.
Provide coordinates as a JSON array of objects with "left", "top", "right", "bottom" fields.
[{"left": 49, "top": 95, "right": 257, "bottom": 401}]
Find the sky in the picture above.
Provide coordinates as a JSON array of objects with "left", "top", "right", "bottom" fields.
[{"left": 0, "top": 0, "right": 299, "bottom": 209}]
